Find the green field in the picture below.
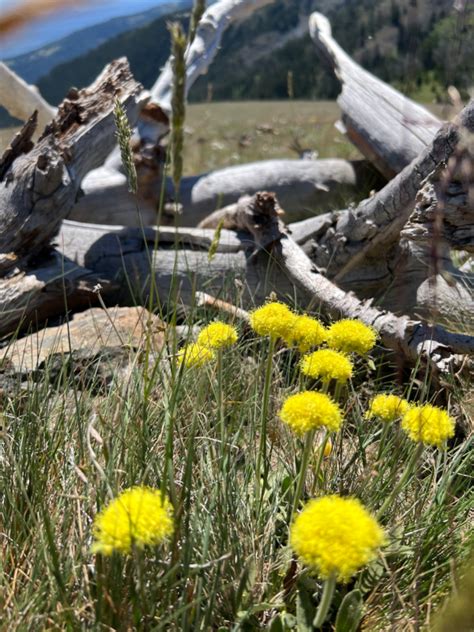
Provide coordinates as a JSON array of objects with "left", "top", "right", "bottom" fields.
[{"left": 1, "top": 100, "right": 452, "bottom": 177}]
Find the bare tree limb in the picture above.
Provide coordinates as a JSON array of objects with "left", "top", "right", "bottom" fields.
[
  {"left": 309, "top": 12, "right": 442, "bottom": 178},
  {"left": 150, "top": 0, "right": 276, "bottom": 116},
  {"left": 0, "top": 62, "right": 56, "bottom": 132},
  {"left": 71, "top": 158, "right": 381, "bottom": 226}
]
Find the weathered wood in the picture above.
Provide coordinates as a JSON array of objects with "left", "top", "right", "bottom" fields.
[
  {"left": 71, "top": 159, "right": 381, "bottom": 226},
  {"left": 292, "top": 100, "right": 474, "bottom": 284},
  {"left": 150, "top": 0, "right": 276, "bottom": 117},
  {"left": 309, "top": 12, "right": 442, "bottom": 178},
  {"left": 0, "top": 58, "right": 145, "bottom": 273},
  {"left": 0, "top": 61, "right": 55, "bottom": 131}
]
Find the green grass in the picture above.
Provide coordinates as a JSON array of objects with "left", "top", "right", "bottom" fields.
[
  {"left": 1, "top": 297, "right": 472, "bottom": 630},
  {"left": 182, "top": 101, "right": 362, "bottom": 175}
]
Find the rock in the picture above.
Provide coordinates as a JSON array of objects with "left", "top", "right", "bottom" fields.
[{"left": 1, "top": 306, "right": 165, "bottom": 373}]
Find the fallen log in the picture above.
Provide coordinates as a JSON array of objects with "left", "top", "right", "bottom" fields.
[
  {"left": 1, "top": 201, "right": 471, "bottom": 374},
  {"left": 0, "top": 58, "right": 145, "bottom": 273},
  {"left": 309, "top": 12, "right": 443, "bottom": 178},
  {"left": 70, "top": 158, "right": 383, "bottom": 226}
]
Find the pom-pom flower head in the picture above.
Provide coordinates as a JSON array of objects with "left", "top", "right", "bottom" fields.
[
  {"left": 300, "top": 349, "right": 353, "bottom": 383},
  {"left": 366, "top": 394, "right": 410, "bottom": 423},
  {"left": 401, "top": 404, "right": 455, "bottom": 446},
  {"left": 249, "top": 302, "right": 296, "bottom": 340},
  {"left": 279, "top": 391, "right": 343, "bottom": 434},
  {"left": 197, "top": 321, "right": 238, "bottom": 349},
  {"left": 177, "top": 343, "right": 215, "bottom": 368},
  {"left": 290, "top": 495, "right": 386, "bottom": 582},
  {"left": 327, "top": 319, "right": 377, "bottom": 355},
  {"left": 283, "top": 314, "right": 326, "bottom": 352},
  {"left": 92, "top": 486, "right": 174, "bottom": 555}
]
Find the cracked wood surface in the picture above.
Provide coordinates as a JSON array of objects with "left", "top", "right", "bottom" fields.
[{"left": 0, "top": 58, "right": 145, "bottom": 274}]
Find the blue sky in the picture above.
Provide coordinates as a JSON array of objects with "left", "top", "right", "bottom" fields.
[{"left": 1, "top": 0, "right": 169, "bottom": 58}]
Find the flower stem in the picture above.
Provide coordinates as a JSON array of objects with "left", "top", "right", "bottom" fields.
[
  {"left": 311, "top": 430, "right": 330, "bottom": 496},
  {"left": 256, "top": 337, "right": 276, "bottom": 511},
  {"left": 291, "top": 429, "right": 315, "bottom": 519},
  {"left": 313, "top": 573, "right": 337, "bottom": 628},
  {"left": 217, "top": 350, "right": 225, "bottom": 455},
  {"left": 377, "top": 442, "right": 424, "bottom": 520}
]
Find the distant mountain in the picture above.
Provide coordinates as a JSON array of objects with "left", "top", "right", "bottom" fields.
[
  {"left": 2, "top": 0, "right": 472, "bottom": 127},
  {"left": 188, "top": 0, "right": 473, "bottom": 102},
  {"left": 4, "top": 1, "right": 190, "bottom": 84}
]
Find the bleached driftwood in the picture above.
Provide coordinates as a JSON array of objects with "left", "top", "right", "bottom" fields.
[
  {"left": 291, "top": 100, "right": 474, "bottom": 283},
  {"left": 0, "top": 58, "right": 145, "bottom": 273},
  {"left": 56, "top": 205, "right": 474, "bottom": 372},
  {"left": 103, "top": 0, "right": 277, "bottom": 173},
  {"left": 0, "top": 59, "right": 145, "bottom": 331},
  {"left": 150, "top": 0, "right": 276, "bottom": 116},
  {"left": 195, "top": 99, "right": 473, "bottom": 325},
  {"left": 0, "top": 62, "right": 56, "bottom": 131},
  {"left": 71, "top": 158, "right": 381, "bottom": 226},
  {"left": 309, "top": 12, "right": 443, "bottom": 178}
]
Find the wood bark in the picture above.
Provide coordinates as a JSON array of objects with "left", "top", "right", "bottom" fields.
[
  {"left": 309, "top": 12, "right": 443, "bottom": 178},
  {"left": 0, "top": 58, "right": 145, "bottom": 274}
]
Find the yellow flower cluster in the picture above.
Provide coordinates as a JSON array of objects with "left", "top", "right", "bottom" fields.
[
  {"left": 366, "top": 394, "right": 411, "bottom": 423},
  {"left": 92, "top": 487, "right": 174, "bottom": 555},
  {"left": 401, "top": 404, "right": 455, "bottom": 446},
  {"left": 279, "top": 391, "right": 343, "bottom": 434},
  {"left": 283, "top": 314, "right": 326, "bottom": 352},
  {"left": 197, "top": 322, "right": 238, "bottom": 349},
  {"left": 290, "top": 495, "right": 386, "bottom": 582},
  {"left": 177, "top": 342, "right": 215, "bottom": 368},
  {"left": 300, "top": 349, "right": 353, "bottom": 383},
  {"left": 249, "top": 301, "right": 296, "bottom": 339},
  {"left": 327, "top": 319, "right": 377, "bottom": 355}
]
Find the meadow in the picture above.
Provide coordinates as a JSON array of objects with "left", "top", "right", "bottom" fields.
[
  {"left": 0, "top": 98, "right": 472, "bottom": 631},
  {"left": 0, "top": 100, "right": 451, "bottom": 175},
  {"left": 1, "top": 292, "right": 472, "bottom": 630}
]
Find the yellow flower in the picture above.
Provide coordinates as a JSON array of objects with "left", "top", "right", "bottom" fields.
[
  {"left": 92, "top": 486, "right": 174, "bottom": 555},
  {"left": 283, "top": 314, "right": 326, "bottom": 352},
  {"left": 290, "top": 495, "right": 386, "bottom": 582},
  {"left": 249, "top": 302, "right": 296, "bottom": 339},
  {"left": 401, "top": 404, "right": 455, "bottom": 446},
  {"left": 366, "top": 394, "right": 411, "bottom": 423},
  {"left": 279, "top": 391, "right": 343, "bottom": 434},
  {"left": 300, "top": 349, "right": 353, "bottom": 383},
  {"left": 177, "top": 343, "right": 215, "bottom": 368},
  {"left": 197, "top": 321, "right": 238, "bottom": 349},
  {"left": 327, "top": 319, "right": 377, "bottom": 355}
]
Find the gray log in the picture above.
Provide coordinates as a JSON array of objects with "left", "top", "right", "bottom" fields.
[
  {"left": 70, "top": 159, "right": 381, "bottom": 226},
  {"left": 0, "top": 58, "right": 145, "bottom": 274},
  {"left": 309, "top": 12, "right": 442, "bottom": 178}
]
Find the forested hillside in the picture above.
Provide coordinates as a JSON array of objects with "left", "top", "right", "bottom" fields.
[{"left": 7, "top": 0, "right": 474, "bottom": 108}]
